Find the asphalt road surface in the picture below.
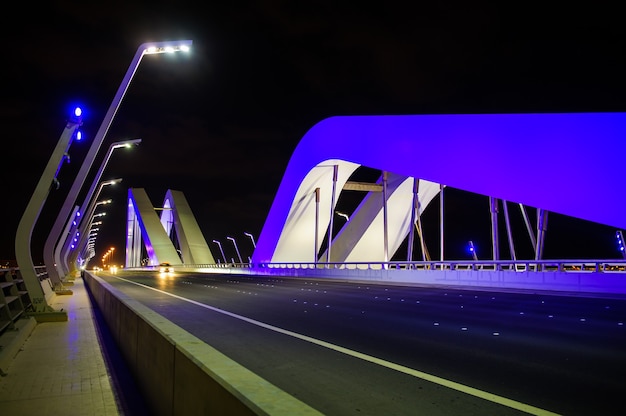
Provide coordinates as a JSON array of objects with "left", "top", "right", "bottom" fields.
[{"left": 94, "top": 270, "right": 626, "bottom": 416}]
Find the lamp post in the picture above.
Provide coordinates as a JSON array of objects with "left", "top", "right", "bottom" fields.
[
  {"left": 468, "top": 240, "right": 479, "bottom": 261},
  {"left": 244, "top": 233, "right": 256, "bottom": 264},
  {"left": 15, "top": 107, "right": 83, "bottom": 314},
  {"left": 212, "top": 240, "right": 226, "bottom": 264},
  {"left": 43, "top": 41, "right": 190, "bottom": 290},
  {"left": 617, "top": 230, "right": 626, "bottom": 260},
  {"left": 70, "top": 202, "right": 109, "bottom": 255},
  {"left": 78, "top": 212, "right": 107, "bottom": 260},
  {"left": 244, "top": 232, "right": 256, "bottom": 248},
  {"left": 57, "top": 138, "right": 140, "bottom": 277},
  {"left": 227, "top": 237, "right": 244, "bottom": 264},
  {"left": 63, "top": 178, "right": 121, "bottom": 276},
  {"left": 335, "top": 211, "right": 350, "bottom": 222}
]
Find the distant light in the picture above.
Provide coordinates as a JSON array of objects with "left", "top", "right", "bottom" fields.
[
  {"left": 74, "top": 107, "right": 82, "bottom": 117},
  {"left": 76, "top": 131, "right": 82, "bottom": 141}
]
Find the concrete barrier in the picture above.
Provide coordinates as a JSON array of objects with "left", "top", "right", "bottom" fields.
[{"left": 83, "top": 272, "right": 322, "bottom": 416}]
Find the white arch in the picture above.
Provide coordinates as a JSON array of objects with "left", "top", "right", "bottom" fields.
[{"left": 252, "top": 113, "right": 626, "bottom": 263}]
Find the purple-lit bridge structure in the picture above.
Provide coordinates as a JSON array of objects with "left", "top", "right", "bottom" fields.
[{"left": 122, "top": 113, "right": 626, "bottom": 296}]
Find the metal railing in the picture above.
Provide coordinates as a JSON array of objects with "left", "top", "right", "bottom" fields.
[
  {"left": 0, "top": 265, "right": 49, "bottom": 281},
  {"left": 166, "top": 259, "right": 626, "bottom": 273}
]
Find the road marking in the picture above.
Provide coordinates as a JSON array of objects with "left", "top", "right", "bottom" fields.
[{"left": 112, "top": 275, "right": 560, "bottom": 416}]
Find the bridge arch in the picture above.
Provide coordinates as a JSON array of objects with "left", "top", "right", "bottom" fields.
[{"left": 252, "top": 113, "right": 626, "bottom": 263}]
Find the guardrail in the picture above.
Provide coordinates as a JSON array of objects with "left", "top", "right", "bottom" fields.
[
  {"left": 162, "top": 259, "right": 626, "bottom": 296},
  {"left": 0, "top": 265, "right": 49, "bottom": 280},
  {"left": 170, "top": 259, "right": 626, "bottom": 273}
]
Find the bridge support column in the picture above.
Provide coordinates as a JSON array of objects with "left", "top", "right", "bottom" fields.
[
  {"left": 490, "top": 197, "right": 500, "bottom": 261},
  {"left": 535, "top": 209, "right": 549, "bottom": 261}
]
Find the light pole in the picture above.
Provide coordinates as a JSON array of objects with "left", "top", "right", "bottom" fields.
[
  {"left": 227, "top": 237, "right": 244, "bottom": 264},
  {"left": 15, "top": 107, "right": 83, "bottom": 314},
  {"left": 63, "top": 178, "right": 122, "bottom": 276},
  {"left": 70, "top": 201, "right": 109, "bottom": 254},
  {"left": 43, "top": 41, "right": 190, "bottom": 290},
  {"left": 71, "top": 219, "right": 102, "bottom": 252},
  {"left": 335, "top": 211, "right": 350, "bottom": 222},
  {"left": 212, "top": 240, "right": 226, "bottom": 264},
  {"left": 57, "top": 138, "right": 140, "bottom": 277},
  {"left": 244, "top": 232, "right": 256, "bottom": 248},
  {"left": 617, "top": 231, "right": 626, "bottom": 260},
  {"left": 468, "top": 240, "right": 479, "bottom": 261},
  {"left": 77, "top": 212, "right": 107, "bottom": 263}
]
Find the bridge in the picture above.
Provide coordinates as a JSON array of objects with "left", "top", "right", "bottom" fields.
[
  {"left": 3, "top": 41, "right": 626, "bottom": 415},
  {"left": 3, "top": 106, "right": 626, "bottom": 415}
]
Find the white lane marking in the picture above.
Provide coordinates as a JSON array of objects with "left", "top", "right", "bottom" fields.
[{"left": 112, "top": 275, "right": 560, "bottom": 416}]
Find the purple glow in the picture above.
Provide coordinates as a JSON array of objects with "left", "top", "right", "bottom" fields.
[{"left": 252, "top": 113, "right": 626, "bottom": 264}]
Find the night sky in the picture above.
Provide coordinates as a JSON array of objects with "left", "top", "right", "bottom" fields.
[{"left": 3, "top": 2, "right": 626, "bottom": 266}]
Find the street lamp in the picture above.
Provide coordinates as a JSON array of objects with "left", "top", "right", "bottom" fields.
[
  {"left": 62, "top": 177, "right": 121, "bottom": 275},
  {"left": 69, "top": 201, "right": 108, "bottom": 251},
  {"left": 227, "top": 236, "right": 244, "bottom": 264},
  {"left": 335, "top": 211, "right": 350, "bottom": 222},
  {"left": 212, "top": 240, "right": 227, "bottom": 264},
  {"left": 43, "top": 40, "right": 190, "bottom": 289},
  {"left": 617, "top": 230, "right": 626, "bottom": 260},
  {"left": 77, "top": 211, "right": 106, "bottom": 259},
  {"left": 244, "top": 232, "right": 256, "bottom": 248},
  {"left": 52, "top": 137, "right": 140, "bottom": 280},
  {"left": 15, "top": 107, "right": 83, "bottom": 313},
  {"left": 468, "top": 240, "right": 479, "bottom": 261}
]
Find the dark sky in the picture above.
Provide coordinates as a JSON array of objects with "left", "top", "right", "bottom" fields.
[{"left": 3, "top": 2, "right": 626, "bottom": 265}]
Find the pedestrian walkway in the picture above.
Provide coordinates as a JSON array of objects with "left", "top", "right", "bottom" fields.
[{"left": 0, "top": 276, "right": 121, "bottom": 416}]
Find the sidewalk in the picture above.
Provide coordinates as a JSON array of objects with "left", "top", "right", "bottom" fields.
[{"left": 0, "top": 276, "right": 121, "bottom": 415}]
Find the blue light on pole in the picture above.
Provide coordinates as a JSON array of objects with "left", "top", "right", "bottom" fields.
[
  {"left": 71, "top": 107, "right": 83, "bottom": 140},
  {"left": 15, "top": 105, "right": 85, "bottom": 312},
  {"left": 468, "top": 240, "right": 478, "bottom": 261}
]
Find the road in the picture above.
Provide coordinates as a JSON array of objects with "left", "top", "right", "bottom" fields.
[{"left": 95, "top": 270, "right": 626, "bottom": 415}]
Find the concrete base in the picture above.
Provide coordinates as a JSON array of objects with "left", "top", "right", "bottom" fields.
[
  {"left": 0, "top": 317, "right": 37, "bottom": 375},
  {"left": 29, "top": 310, "right": 69, "bottom": 323},
  {"left": 41, "top": 278, "right": 56, "bottom": 304},
  {"left": 54, "top": 289, "right": 73, "bottom": 296}
]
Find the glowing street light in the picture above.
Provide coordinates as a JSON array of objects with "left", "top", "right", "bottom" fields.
[
  {"left": 335, "top": 211, "right": 350, "bottom": 222},
  {"left": 54, "top": 137, "right": 140, "bottom": 279},
  {"left": 15, "top": 107, "right": 83, "bottom": 313},
  {"left": 244, "top": 232, "right": 256, "bottom": 248},
  {"left": 62, "top": 178, "right": 122, "bottom": 275},
  {"left": 617, "top": 230, "right": 626, "bottom": 260},
  {"left": 212, "top": 240, "right": 227, "bottom": 264},
  {"left": 227, "top": 237, "right": 244, "bottom": 264},
  {"left": 468, "top": 240, "right": 479, "bottom": 261},
  {"left": 44, "top": 40, "right": 190, "bottom": 288}
]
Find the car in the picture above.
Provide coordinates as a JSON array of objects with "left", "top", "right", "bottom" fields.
[{"left": 159, "top": 262, "right": 173, "bottom": 273}]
